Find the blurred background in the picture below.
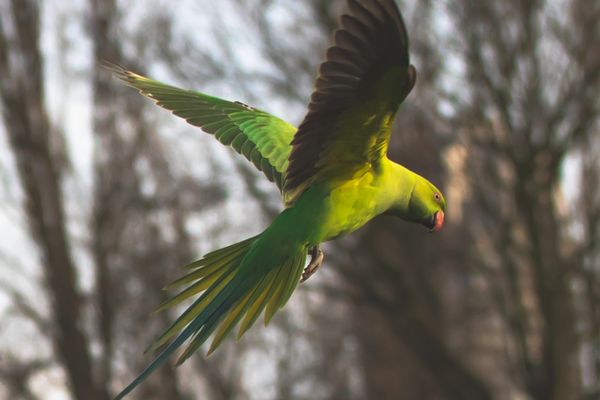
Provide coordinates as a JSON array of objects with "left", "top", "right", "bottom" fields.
[{"left": 0, "top": 0, "right": 598, "bottom": 399}]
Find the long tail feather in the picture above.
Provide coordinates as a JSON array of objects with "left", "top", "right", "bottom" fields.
[{"left": 113, "top": 233, "right": 306, "bottom": 400}]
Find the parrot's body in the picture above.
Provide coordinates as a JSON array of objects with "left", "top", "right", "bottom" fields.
[{"left": 112, "top": 0, "right": 446, "bottom": 398}]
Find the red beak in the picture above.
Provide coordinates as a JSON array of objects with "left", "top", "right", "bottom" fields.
[{"left": 431, "top": 210, "right": 444, "bottom": 232}]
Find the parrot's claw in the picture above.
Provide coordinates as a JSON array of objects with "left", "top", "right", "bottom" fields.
[{"left": 301, "top": 246, "right": 324, "bottom": 283}]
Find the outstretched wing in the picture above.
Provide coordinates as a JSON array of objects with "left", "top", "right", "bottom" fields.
[
  {"left": 110, "top": 65, "right": 296, "bottom": 191},
  {"left": 284, "top": 0, "right": 417, "bottom": 203}
]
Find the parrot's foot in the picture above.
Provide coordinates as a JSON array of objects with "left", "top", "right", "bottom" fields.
[{"left": 301, "top": 246, "right": 324, "bottom": 283}]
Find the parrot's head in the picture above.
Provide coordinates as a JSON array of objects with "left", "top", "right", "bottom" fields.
[{"left": 406, "top": 178, "right": 446, "bottom": 232}]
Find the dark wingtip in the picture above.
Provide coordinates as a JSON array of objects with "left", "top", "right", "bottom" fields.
[
  {"left": 284, "top": 0, "right": 414, "bottom": 196},
  {"left": 101, "top": 60, "right": 127, "bottom": 77}
]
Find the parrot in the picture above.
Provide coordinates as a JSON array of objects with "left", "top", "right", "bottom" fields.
[{"left": 111, "top": 0, "right": 446, "bottom": 398}]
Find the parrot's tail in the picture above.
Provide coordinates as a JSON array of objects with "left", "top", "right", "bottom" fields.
[{"left": 114, "top": 231, "right": 307, "bottom": 400}]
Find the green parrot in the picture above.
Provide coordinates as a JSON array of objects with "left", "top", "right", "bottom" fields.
[{"left": 112, "top": 0, "right": 446, "bottom": 398}]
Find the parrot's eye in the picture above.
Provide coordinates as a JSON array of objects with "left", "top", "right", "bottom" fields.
[{"left": 434, "top": 193, "right": 441, "bottom": 202}]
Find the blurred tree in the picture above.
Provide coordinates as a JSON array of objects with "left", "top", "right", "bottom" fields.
[
  {"left": 446, "top": 1, "right": 599, "bottom": 399},
  {"left": 0, "top": 0, "right": 598, "bottom": 399},
  {"left": 0, "top": 0, "right": 229, "bottom": 398},
  {"left": 0, "top": 0, "right": 109, "bottom": 398}
]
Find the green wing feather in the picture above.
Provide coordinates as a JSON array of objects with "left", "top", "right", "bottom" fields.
[{"left": 109, "top": 64, "right": 296, "bottom": 191}]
